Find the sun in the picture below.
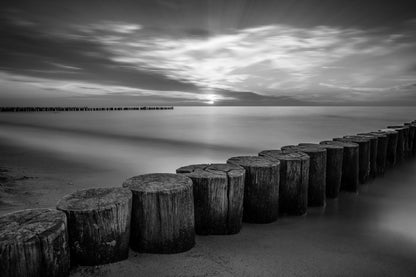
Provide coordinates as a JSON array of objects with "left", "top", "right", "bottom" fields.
[{"left": 204, "top": 94, "right": 217, "bottom": 105}]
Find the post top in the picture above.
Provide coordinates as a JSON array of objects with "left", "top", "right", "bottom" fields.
[
  {"left": 122, "top": 173, "right": 192, "bottom": 193},
  {"left": 379, "top": 129, "right": 399, "bottom": 134},
  {"left": 356, "top": 134, "right": 377, "bottom": 141},
  {"left": 176, "top": 163, "right": 244, "bottom": 179},
  {"left": 281, "top": 144, "right": 326, "bottom": 154},
  {"left": 387, "top": 125, "right": 409, "bottom": 130},
  {"left": 339, "top": 136, "right": 371, "bottom": 143},
  {"left": 57, "top": 187, "right": 131, "bottom": 212},
  {"left": 366, "top": 132, "right": 388, "bottom": 138},
  {"left": 227, "top": 156, "right": 280, "bottom": 168},
  {"left": 0, "top": 209, "right": 66, "bottom": 244},
  {"left": 321, "top": 140, "right": 358, "bottom": 148},
  {"left": 259, "top": 149, "right": 310, "bottom": 161}
]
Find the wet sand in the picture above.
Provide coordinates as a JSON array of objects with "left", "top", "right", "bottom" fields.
[{"left": 1, "top": 139, "right": 416, "bottom": 276}]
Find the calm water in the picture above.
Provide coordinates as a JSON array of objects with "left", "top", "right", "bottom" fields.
[{"left": 0, "top": 106, "right": 415, "bottom": 174}]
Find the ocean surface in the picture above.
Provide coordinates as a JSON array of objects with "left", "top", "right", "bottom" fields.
[{"left": 1, "top": 106, "right": 416, "bottom": 174}]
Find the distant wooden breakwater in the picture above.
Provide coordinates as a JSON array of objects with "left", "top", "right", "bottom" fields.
[
  {"left": 0, "top": 106, "right": 174, "bottom": 112},
  {"left": 1, "top": 119, "right": 416, "bottom": 276}
]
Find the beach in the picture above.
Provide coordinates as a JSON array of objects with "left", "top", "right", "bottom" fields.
[{"left": 1, "top": 107, "right": 416, "bottom": 276}]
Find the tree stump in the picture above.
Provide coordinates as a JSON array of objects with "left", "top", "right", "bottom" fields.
[
  {"left": 298, "top": 143, "right": 343, "bottom": 199},
  {"left": 387, "top": 126, "right": 407, "bottom": 162},
  {"left": 281, "top": 145, "right": 327, "bottom": 207},
  {"left": 259, "top": 150, "right": 309, "bottom": 215},
  {"left": 365, "top": 132, "right": 388, "bottom": 176},
  {"left": 176, "top": 163, "right": 245, "bottom": 235},
  {"left": 334, "top": 136, "right": 370, "bottom": 184},
  {"left": 57, "top": 187, "right": 132, "bottom": 265},
  {"left": 122, "top": 173, "right": 195, "bottom": 253},
  {"left": 404, "top": 123, "right": 416, "bottom": 156},
  {"left": 227, "top": 156, "right": 280, "bottom": 223},
  {"left": 356, "top": 134, "right": 378, "bottom": 179},
  {"left": 0, "top": 209, "right": 70, "bottom": 277},
  {"left": 320, "top": 141, "right": 359, "bottom": 192}
]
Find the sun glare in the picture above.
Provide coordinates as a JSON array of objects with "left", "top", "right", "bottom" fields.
[{"left": 204, "top": 94, "right": 217, "bottom": 105}]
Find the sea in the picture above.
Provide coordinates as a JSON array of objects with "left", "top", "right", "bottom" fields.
[{"left": 0, "top": 106, "right": 415, "bottom": 174}]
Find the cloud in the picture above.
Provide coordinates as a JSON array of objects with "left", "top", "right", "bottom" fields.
[
  {"left": 86, "top": 22, "right": 416, "bottom": 98},
  {"left": 320, "top": 82, "right": 416, "bottom": 92},
  {"left": 0, "top": 16, "right": 200, "bottom": 93},
  {"left": 1, "top": 7, "right": 416, "bottom": 105},
  {"left": 79, "top": 21, "right": 142, "bottom": 34}
]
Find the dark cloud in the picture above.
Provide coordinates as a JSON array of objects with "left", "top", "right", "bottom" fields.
[{"left": 0, "top": 15, "right": 200, "bottom": 92}]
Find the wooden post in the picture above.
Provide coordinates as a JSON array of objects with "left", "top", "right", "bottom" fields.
[
  {"left": 404, "top": 123, "right": 416, "bottom": 156},
  {"left": 0, "top": 209, "right": 70, "bottom": 277},
  {"left": 122, "top": 173, "right": 195, "bottom": 253},
  {"left": 379, "top": 129, "right": 399, "bottom": 167},
  {"left": 57, "top": 188, "right": 132, "bottom": 265},
  {"left": 281, "top": 145, "right": 327, "bottom": 207},
  {"left": 298, "top": 143, "right": 343, "bottom": 199},
  {"left": 356, "top": 134, "right": 378, "bottom": 179},
  {"left": 401, "top": 125, "right": 411, "bottom": 155},
  {"left": 401, "top": 125, "right": 411, "bottom": 157},
  {"left": 176, "top": 163, "right": 245, "bottom": 235},
  {"left": 334, "top": 136, "right": 370, "bottom": 184},
  {"left": 259, "top": 150, "right": 309, "bottom": 215},
  {"left": 363, "top": 132, "right": 388, "bottom": 176},
  {"left": 227, "top": 156, "right": 280, "bottom": 223},
  {"left": 387, "top": 126, "right": 407, "bottom": 162},
  {"left": 320, "top": 141, "right": 359, "bottom": 193},
  {"left": 413, "top": 123, "right": 416, "bottom": 156}
]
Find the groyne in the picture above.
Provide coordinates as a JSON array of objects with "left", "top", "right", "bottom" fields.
[{"left": 0, "top": 106, "right": 174, "bottom": 112}]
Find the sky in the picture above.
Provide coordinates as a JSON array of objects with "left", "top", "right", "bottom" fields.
[{"left": 1, "top": 0, "right": 416, "bottom": 106}]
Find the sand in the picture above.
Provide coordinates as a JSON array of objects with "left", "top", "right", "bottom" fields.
[{"left": 1, "top": 139, "right": 416, "bottom": 276}]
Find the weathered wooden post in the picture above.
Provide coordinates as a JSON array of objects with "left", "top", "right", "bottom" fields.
[
  {"left": 320, "top": 141, "right": 359, "bottom": 193},
  {"left": 404, "top": 123, "right": 416, "bottom": 156},
  {"left": 281, "top": 145, "right": 327, "bottom": 207},
  {"left": 334, "top": 136, "right": 370, "bottom": 184},
  {"left": 57, "top": 187, "right": 132, "bottom": 265},
  {"left": 364, "top": 132, "right": 388, "bottom": 175},
  {"left": 227, "top": 156, "right": 280, "bottom": 223},
  {"left": 356, "top": 134, "right": 378, "bottom": 178},
  {"left": 387, "top": 126, "right": 407, "bottom": 162},
  {"left": 413, "top": 123, "right": 416, "bottom": 156},
  {"left": 259, "top": 150, "right": 309, "bottom": 215},
  {"left": 122, "top": 173, "right": 195, "bottom": 253},
  {"left": 176, "top": 163, "right": 245, "bottom": 235},
  {"left": 298, "top": 143, "right": 343, "bottom": 199},
  {"left": 0, "top": 209, "right": 70, "bottom": 277},
  {"left": 379, "top": 129, "right": 398, "bottom": 167},
  {"left": 401, "top": 125, "right": 411, "bottom": 155}
]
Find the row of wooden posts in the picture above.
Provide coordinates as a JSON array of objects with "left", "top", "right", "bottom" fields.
[
  {"left": 1, "top": 120, "right": 416, "bottom": 276},
  {"left": 0, "top": 106, "right": 174, "bottom": 112}
]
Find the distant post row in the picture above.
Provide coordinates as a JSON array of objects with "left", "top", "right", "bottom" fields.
[
  {"left": 0, "top": 106, "right": 174, "bottom": 112},
  {"left": 1, "top": 120, "right": 416, "bottom": 277}
]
